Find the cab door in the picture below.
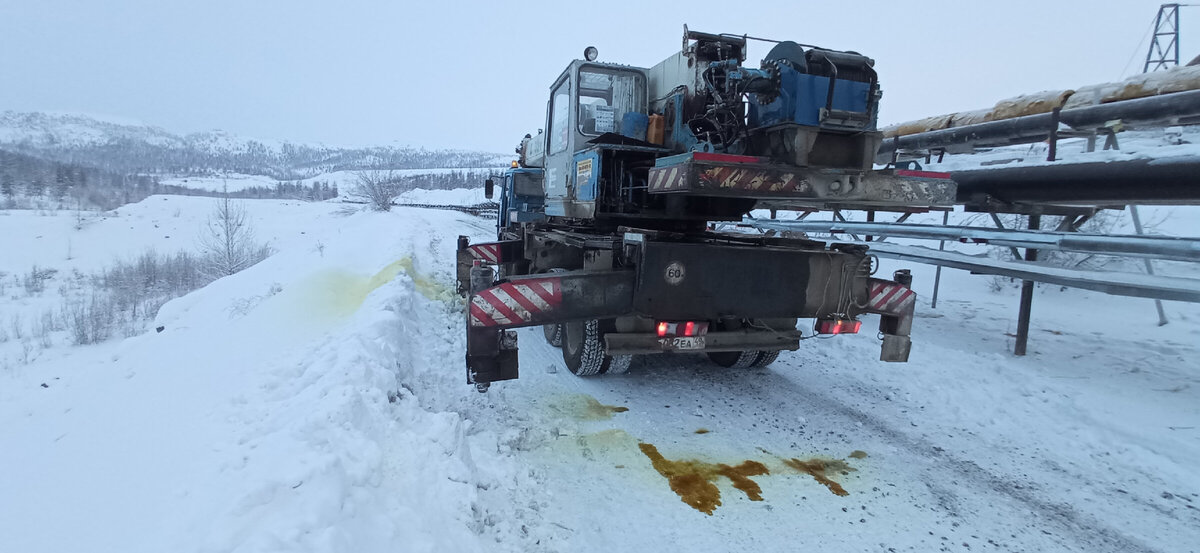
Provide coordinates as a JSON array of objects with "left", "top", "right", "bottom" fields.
[{"left": 543, "top": 71, "right": 574, "bottom": 217}]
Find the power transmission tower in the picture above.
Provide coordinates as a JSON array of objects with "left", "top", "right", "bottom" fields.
[
  {"left": 1134, "top": 4, "right": 1183, "bottom": 326},
  {"left": 1144, "top": 3, "right": 1182, "bottom": 72}
]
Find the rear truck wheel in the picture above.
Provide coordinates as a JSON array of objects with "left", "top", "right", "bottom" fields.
[
  {"left": 562, "top": 319, "right": 631, "bottom": 376},
  {"left": 751, "top": 350, "right": 781, "bottom": 367},
  {"left": 543, "top": 323, "right": 563, "bottom": 347},
  {"left": 542, "top": 268, "right": 566, "bottom": 347},
  {"left": 706, "top": 350, "right": 760, "bottom": 369}
]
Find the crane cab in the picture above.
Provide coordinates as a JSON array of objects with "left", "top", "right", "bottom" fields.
[{"left": 540, "top": 61, "right": 652, "bottom": 219}]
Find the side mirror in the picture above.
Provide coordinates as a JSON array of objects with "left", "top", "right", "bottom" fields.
[{"left": 484, "top": 178, "right": 494, "bottom": 199}]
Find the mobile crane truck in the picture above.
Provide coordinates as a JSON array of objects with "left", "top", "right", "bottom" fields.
[{"left": 457, "top": 28, "right": 955, "bottom": 391}]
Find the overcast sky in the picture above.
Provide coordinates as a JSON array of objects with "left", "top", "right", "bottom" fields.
[{"left": 0, "top": 0, "right": 1190, "bottom": 153}]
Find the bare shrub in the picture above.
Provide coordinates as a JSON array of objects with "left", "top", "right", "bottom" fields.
[
  {"left": 31, "top": 313, "right": 53, "bottom": 348},
  {"left": 93, "top": 249, "right": 216, "bottom": 333},
  {"left": 228, "top": 282, "right": 282, "bottom": 318},
  {"left": 353, "top": 170, "right": 402, "bottom": 212},
  {"left": 23, "top": 266, "right": 57, "bottom": 295},
  {"left": 65, "top": 295, "right": 115, "bottom": 345},
  {"left": 9, "top": 314, "right": 23, "bottom": 340},
  {"left": 980, "top": 212, "right": 1126, "bottom": 271},
  {"left": 20, "top": 340, "right": 34, "bottom": 365},
  {"left": 42, "top": 309, "right": 63, "bottom": 332},
  {"left": 59, "top": 246, "right": 250, "bottom": 345}
]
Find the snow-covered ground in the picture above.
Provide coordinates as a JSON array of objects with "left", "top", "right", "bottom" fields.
[
  {"left": 396, "top": 187, "right": 490, "bottom": 206},
  {"left": 158, "top": 174, "right": 284, "bottom": 193},
  {"left": 1, "top": 192, "right": 1198, "bottom": 552}
]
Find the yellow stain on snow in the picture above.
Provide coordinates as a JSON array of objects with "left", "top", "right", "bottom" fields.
[
  {"left": 393, "top": 257, "right": 456, "bottom": 303},
  {"left": 294, "top": 257, "right": 453, "bottom": 320}
]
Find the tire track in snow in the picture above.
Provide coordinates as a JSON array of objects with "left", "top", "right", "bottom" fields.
[
  {"left": 510, "top": 331, "right": 1168, "bottom": 552},
  {"left": 740, "top": 358, "right": 1166, "bottom": 553}
]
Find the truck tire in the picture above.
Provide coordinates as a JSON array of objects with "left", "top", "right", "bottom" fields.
[
  {"left": 562, "top": 319, "right": 630, "bottom": 376},
  {"left": 750, "top": 350, "right": 781, "bottom": 367},
  {"left": 706, "top": 350, "right": 760, "bottom": 369},
  {"left": 543, "top": 323, "right": 563, "bottom": 347},
  {"left": 542, "top": 268, "right": 566, "bottom": 347}
]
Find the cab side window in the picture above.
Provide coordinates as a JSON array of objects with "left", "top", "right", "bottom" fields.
[{"left": 549, "top": 81, "right": 570, "bottom": 154}]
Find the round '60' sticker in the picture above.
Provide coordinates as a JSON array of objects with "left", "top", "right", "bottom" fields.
[{"left": 664, "top": 261, "right": 686, "bottom": 285}]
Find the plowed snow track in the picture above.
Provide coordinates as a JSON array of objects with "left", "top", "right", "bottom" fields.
[{"left": 438, "top": 204, "right": 1198, "bottom": 553}]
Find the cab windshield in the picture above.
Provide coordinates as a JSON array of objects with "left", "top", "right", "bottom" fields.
[{"left": 577, "top": 68, "right": 644, "bottom": 136}]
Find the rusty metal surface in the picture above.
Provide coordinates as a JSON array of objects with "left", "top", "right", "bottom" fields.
[{"left": 646, "top": 159, "right": 955, "bottom": 208}]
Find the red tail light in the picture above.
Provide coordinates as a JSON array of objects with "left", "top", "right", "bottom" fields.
[
  {"left": 655, "top": 321, "right": 709, "bottom": 337},
  {"left": 817, "top": 318, "right": 862, "bottom": 335}
]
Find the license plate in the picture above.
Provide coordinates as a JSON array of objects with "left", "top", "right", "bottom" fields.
[{"left": 661, "top": 336, "right": 705, "bottom": 350}]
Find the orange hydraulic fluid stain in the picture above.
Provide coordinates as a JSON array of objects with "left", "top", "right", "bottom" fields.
[
  {"left": 782, "top": 457, "right": 857, "bottom": 497},
  {"left": 637, "top": 443, "right": 769, "bottom": 515}
]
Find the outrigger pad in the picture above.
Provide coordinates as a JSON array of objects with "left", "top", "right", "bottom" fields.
[
  {"left": 880, "top": 334, "right": 911, "bottom": 362},
  {"left": 466, "top": 330, "right": 519, "bottom": 385}
]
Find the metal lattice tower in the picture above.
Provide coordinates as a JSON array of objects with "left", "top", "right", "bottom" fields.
[{"left": 1144, "top": 3, "right": 1182, "bottom": 72}]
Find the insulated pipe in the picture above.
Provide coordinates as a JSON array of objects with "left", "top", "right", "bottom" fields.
[
  {"left": 747, "top": 218, "right": 1200, "bottom": 262},
  {"left": 950, "top": 157, "right": 1200, "bottom": 205},
  {"left": 875, "top": 89, "right": 1200, "bottom": 163}
]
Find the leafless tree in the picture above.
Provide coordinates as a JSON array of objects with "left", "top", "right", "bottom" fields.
[
  {"left": 353, "top": 170, "right": 402, "bottom": 211},
  {"left": 199, "top": 192, "right": 271, "bottom": 280}
]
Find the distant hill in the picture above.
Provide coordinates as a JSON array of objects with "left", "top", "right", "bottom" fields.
[
  {"left": 0, "top": 111, "right": 508, "bottom": 180},
  {"left": 0, "top": 111, "right": 507, "bottom": 210}
]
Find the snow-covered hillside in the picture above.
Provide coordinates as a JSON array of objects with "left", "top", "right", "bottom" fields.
[
  {"left": 0, "top": 111, "right": 510, "bottom": 180},
  {"left": 158, "top": 170, "right": 494, "bottom": 195},
  {"left": 1, "top": 194, "right": 1197, "bottom": 552}
]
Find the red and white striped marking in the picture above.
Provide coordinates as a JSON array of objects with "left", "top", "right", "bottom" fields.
[
  {"left": 468, "top": 243, "right": 502, "bottom": 264},
  {"left": 469, "top": 278, "right": 562, "bottom": 327},
  {"left": 868, "top": 281, "right": 916, "bottom": 313},
  {"left": 649, "top": 166, "right": 680, "bottom": 191},
  {"left": 649, "top": 169, "right": 664, "bottom": 191}
]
